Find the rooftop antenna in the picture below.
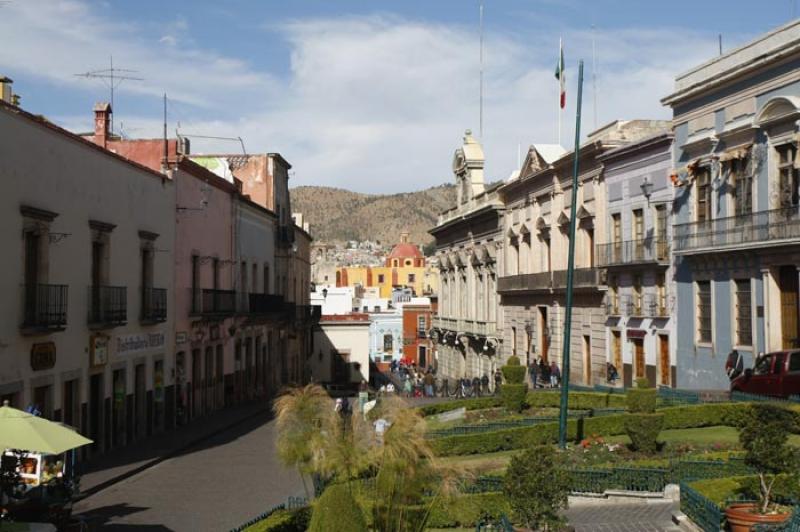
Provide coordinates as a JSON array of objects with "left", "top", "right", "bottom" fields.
[
  {"left": 479, "top": 0, "right": 484, "bottom": 139},
  {"left": 75, "top": 55, "right": 143, "bottom": 134},
  {"left": 592, "top": 24, "right": 598, "bottom": 132}
]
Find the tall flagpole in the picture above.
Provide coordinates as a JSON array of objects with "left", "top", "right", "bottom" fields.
[
  {"left": 558, "top": 37, "right": 562, "bottom": 146},
  {"left": 558, "top": 60, "right": 585, "bottom": 450},
  {"left": 479, "top": 0, "right": 484, "bottom": 139}
]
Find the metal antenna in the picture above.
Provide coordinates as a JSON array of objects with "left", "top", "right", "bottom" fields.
[
  {"left": 479, "top": 0, "right": 484, "bottom": 139},
  {"left": 592, "top": 24, "right": 598, "bottom": 132},
  {"left": 75, "top": 55, "right": 143, "bottom": 134}
]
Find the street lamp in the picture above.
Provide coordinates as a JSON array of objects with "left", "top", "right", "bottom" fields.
[{"left": 640, "top": 175, "right": 654, "bottom": 201}]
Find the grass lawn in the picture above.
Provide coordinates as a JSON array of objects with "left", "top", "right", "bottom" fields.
[
  {"left": 603, "top": 425, "right": 800, "bottom": 447},
  {"left": 439, "top": 449, "right": 518, "bottom": 475}
]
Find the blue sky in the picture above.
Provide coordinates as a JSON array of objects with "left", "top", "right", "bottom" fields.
[{"left": 0, "top": 1, "right": 795, "bottom": 192}]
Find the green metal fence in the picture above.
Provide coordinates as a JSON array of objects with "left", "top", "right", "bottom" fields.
[{"left": 680, "top": 482, "right": 725, "bottom": 532}]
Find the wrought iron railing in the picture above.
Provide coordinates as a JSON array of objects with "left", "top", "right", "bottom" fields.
[
  {"left": 248, "top": 293, "right": 284, "bottom": 314},
  {"left": 498, "top": 268, "right": 601, "bottom": 292},
  {"left": 88, "top": 285, "right": 127, "bottom": 326},
  {"left": 141, "top": 287, "right": 167, "bottom": 323},
  {"left": 674, "top": 206, "right": 800, "bottom": 252},
  {"left": 432, "top": 316, "right": 497, "bottom": 336},
  {"left": 22, "top": 283, "right": 68, "bottom": 330},
  {"left": 596, "top": 238, "right": 670, "bottom": 267},
  {"left": 190, "top": 288, "right": 236, "bottom": 315}
]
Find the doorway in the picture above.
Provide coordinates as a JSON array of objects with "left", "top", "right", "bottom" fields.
[
  {"left": 582, "top": 335, "right": 591, "bottom": 385},
  {"left": 89, "top": 373, "right": 103, "bottom": 452},
  {"left": 658, "top": 334, "right": 670, "bottom": 386},
  {"left": 779, "top": 266, "right": 800, "bottom": 349},
  {"left": 111, "top": 369, "right": 125, "bottom": 448},
  {"left": 538, "top": 307, "right": 549, "bottom": 362},
  {"left": 419, "top": 345, "right": 427, "bottom": 368},
  {"left": 192, "top": 349, "right": 202, "bottom": 417},
  {"left": 632, "top": 338, "right": 645, "bottom": 380},
  {"left": 134, "top": 363, "right": 146, "bottom": 440}
]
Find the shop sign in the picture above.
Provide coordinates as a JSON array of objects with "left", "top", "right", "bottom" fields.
[
  {"left": 175, "top": 331, "right": 188, "bottom": 345},
  {"left": 90, "top": 334, "right": 109, "bottom": 367},
  {"left": 627, "top": 329, "right": 647, "bottom": 339},
  {"left": 116, "top": 332, "right": 165, "bottom": 355},
  {"left": 30, "top": 343, "right": 56, "bottom": 371}
]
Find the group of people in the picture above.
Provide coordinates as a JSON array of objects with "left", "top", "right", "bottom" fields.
[
  {"left": 527, "top": 358, "right": 562, "bottom": 388},
  {"left": 388, "top": 360, "right": 437, "bottom": 398}
]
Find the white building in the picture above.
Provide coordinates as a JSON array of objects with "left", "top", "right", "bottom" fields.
[
  {"left": 311, "top": 285, "right": 354, "bottom": 315},
  {"left": 310, "top": 314, "right": 370, "bottom": 384}
]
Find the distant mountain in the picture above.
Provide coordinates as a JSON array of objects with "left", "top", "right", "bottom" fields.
[{"left": 291, "top": 184, "right": 456, "bottom": 247}]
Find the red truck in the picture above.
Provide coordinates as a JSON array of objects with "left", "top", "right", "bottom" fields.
[{"left": 728, "top": 349, "right": 800, "bottom": 398}]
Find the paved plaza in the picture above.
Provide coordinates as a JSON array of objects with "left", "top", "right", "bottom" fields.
[{"left": 566, "top": 500, "right": 680, "bottom": 532}]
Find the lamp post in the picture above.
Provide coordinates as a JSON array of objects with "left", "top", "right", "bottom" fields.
[{"left": 640, "top": 175, "right": 654, "bottom": 203}]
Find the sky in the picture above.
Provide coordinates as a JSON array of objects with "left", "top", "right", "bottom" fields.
[{"left": 0, "top": 0, "right": 797, "bottom": 193}]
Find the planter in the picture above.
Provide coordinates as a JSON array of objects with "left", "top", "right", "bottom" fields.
[{"left": 725, "top": 503, "right": 791, "bottom": 532}]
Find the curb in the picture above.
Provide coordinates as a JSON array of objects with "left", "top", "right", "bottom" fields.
[{"left": 78, "top": 404, "right": 272, "bottom": 500}]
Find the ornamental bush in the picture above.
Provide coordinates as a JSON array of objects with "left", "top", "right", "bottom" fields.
[
  {"left": 506, "top": 355, "right": 521, "bottom": 366},
  {"left": 627, "top": 388, "right": 657, "bottom": 413},
  {"left": 624, "top": 413, "right": 664, "bottom": 454},
  {"left": 501, "top": 384, "right": 528, "bottom": 413},
  {"left": 501, "top": 365, "right": 527, "bottom": 384},
  {"left": 504, "top": 445, "right": 571, "bottom": 531},
  {"left": 308, "top": 484, "right": 367, "bottom": 532}
]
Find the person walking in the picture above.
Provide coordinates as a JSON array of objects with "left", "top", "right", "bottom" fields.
[
  {"left": 423, "top": 371, "right": 435, "bottom": 397},
  {"left": 493, "top": 368, "right": 503, "bottom": 394},
  {"left": 550, "top": 361, "right": 561, "bottom": 388},
  {"left": 480, "top": 373, "right": 490, "bottom": 395},
  {"left": 528, "top": 360, "right": 539, "bottom": 389},
  {"left": 541, "top": 359, "right": 550, "bottom": 387},
  {"left": 404, "top": 375, "right": 413, "bottom": 398}
]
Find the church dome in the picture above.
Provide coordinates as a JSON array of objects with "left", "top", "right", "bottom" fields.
[{"left": 386, "top": 232, "right": 424, "bottom": 267}]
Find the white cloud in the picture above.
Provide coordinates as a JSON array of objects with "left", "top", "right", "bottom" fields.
[{"left": 1, "top": 2, "right": 721, "bottom": 193}]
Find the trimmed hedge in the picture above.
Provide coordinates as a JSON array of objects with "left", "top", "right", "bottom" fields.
[
  {"left": 308, "top": 484, "right": 367, "bottom": 532},
  {"left": 526, "top": 391, "right": 627, "bottom": 409},
  {"left": 502, "top": 366, "right": 527, "bottom": 384},
  {"left": 418, "top": 397, "right": 502, "bottom": 417},
  {"left": 624, "top": 413, "right": 664, "bottom": 453},
  {"left": 627, "top": 388, "right": 657, "bottom": 413},
  {"left": 501, "top": 384, "right": 528, "bottom": 412},
  {"left": 243, "top": 508, "right": 311, "bottom": 532},
  {"left": 425, "top": 492, "right": 511, "bottom": 528},
  {"left": 688, "top": 474, "right": 800, "bottom": 507}
]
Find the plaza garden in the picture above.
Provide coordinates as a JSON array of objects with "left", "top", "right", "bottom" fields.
[{"left": 234, "top": 360, "right": 800, "bottom": 532}]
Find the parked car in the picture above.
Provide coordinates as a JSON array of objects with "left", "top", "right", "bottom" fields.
[{"left": 728, "top": 349, "right": 800, "bottom": 398}]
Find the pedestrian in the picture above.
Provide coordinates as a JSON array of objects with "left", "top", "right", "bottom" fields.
[
  {"left": 480, "top": 373, "right": 490, "bottom": 395},
  {"left": 424, "top": 371, "right": 435, "bottom": 397},
  {"left": 493, "top": 368, "right": 503, "bottom": 393},
  {"left": 550, "top": 361, "right": 560, "bottom": 387},
  {"left": 529, "top": 360, "right": 538, "bottom": 389},
  {"left": 472, "top": 375, "right": 481, "bottom": 397},
  {"left": 404, "top": 376, "right": 413, "bottom": 398}
]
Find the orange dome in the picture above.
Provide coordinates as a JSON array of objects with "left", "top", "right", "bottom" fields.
[{"left": 388, "top": 242, "right": 423, "bottom": 260}]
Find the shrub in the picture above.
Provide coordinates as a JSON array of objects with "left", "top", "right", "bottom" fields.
[
  {"left": 627, "top": 388, "right": 657, "bottom": 414},
  {"left": 418, "top": 396, "right": 501, "bottom": 417},
  {"left": 506, "top": 355, "right": 521, "bottom": 366},
  {"left": 425, "top": 493, "right": 510, "bottom": 528},
  {"left": 635, "top": 378, "right": 651, "bottom": 389},
  {"left": 501, "top": 383, "right": 528, "bottom": 413},
  {"left": 245, "top": 508, "right": 311, "bottom": 532},
  {"left": 739, "top": 403, "right": 800, "bottom": 513},
  {"left": 308, "top": 484, "right": 367, "bottom": 532},
  {"left": 526, "top": 391, "right": 627, "bottom": 409},
  {"left": 688, "top": 475, "right": 800, "bottom": 507},
  {"left": 623, "top": 413, "right": 664, "bottom": 453},
  {"left": 504, "top": 445, "right": 571, "bottom": 530},
  {"left": 501, "top": 365, "right": 527, "bottom": 384}
]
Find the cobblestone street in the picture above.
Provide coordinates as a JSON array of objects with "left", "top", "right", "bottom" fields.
[
  {"left": 73, "top": 409, "right": 304, "bottom": 531},
  {"left": 566, "top": 500, "right": 680, "bottom": 532}
]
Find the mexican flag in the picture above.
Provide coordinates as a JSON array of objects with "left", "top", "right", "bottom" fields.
[{"left": 555, "top": 39, "right": 565, "bottom": 109}]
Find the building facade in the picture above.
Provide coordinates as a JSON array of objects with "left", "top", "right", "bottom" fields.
[
  {"left": 662, "top": 21, "right": 800, "bottom": 389},
  {"left": 0, "top": 97, "right": 175, "bottom": 456},
  {"left": 597, "top": 132, "right": 676, "bottom": 388},
  {"left": 311, "top": 314, "right": 371, "bottom": 385},
  {"left": 402, "top": 303, "right": 435, "bottom": 369},
  {"left": 430, "top": 130, "right": 504, "bottom": 379},
  {"left": 368, "top": 311, "right": 403, "bottom": 370}
]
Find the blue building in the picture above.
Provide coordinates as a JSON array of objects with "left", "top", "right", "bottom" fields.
[
  {"left": 369, "top": 311, "right": 403, "bottom": 368},
  {"left": 662, "top": 21, "right": 800, "bottom": 389}
]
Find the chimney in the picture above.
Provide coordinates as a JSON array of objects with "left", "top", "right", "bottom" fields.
[
  {"left": 0, "top": 77, "right": 14, "bottom": 105},
  {"left": 93, "top": 102, "right": 112, "bottom": 148}
]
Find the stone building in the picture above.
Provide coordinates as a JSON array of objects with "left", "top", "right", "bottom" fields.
[
  {"left": 0, "top": 95, "right": 175, "bottom": 455},
  {"left": 596, "top": 131, "right": 675, "bottom": 388},
  {"left": 430, "top": 130, "right": 504, "bottom": 379},
  {"left": 497, "top": 121, "right": 668, "bottom": 385},
  {"left": 662, "top": 20, "right": 800, "bottom": 389}
]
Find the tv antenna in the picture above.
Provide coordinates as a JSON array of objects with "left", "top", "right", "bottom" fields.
[{"left": 75, "top": 55, "right": 143, "bottom": 134}]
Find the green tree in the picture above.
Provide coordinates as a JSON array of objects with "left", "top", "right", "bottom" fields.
[
  {"left": 740, "top": 404, "right": 800, "bottom": 513},
  {"left": 504, "top": 445, "right": 571, "bottom": 531}
]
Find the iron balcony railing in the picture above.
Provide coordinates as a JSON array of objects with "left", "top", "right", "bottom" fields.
[
  {"left": 248, "top": 293, "right": 284, "bottom": 314},
  {"left": 88, "top": 285, "right": 127, "bottom": 326},
  {"left": 619, "top": 294, "right": 669, "bottom": 318},
  {"left": 596, "top": 238, "right": 670, "bottom": 267},
  {"left": 499, "top": 269, "right": 602, "bottom": 292},
  {"left": 673, "top": 206, "right": 800, "bottom": 252},
  {"left": 22, "top": 283, "right": 68, "bottom": 331},
  {"left": 431, "top": 316, "right": 497, "bottom": 337},
  {"left": 141, "top": 287, "right": 167, "bottom": 323},
  {"left": 191, "top": 288, "right": 236, "bottom": 316}
]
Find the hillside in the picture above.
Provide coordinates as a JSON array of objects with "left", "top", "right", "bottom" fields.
[{"left": 291, "top": 184, "right": 456, "bottom": 246}]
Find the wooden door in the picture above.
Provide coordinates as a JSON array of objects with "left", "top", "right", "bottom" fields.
[
  {"left": 633, "top": 339, "right": 645, "bottom": 379},
  {"left": 659, "top": 334, "right": 670, "bottom": 386},
  {"left": 539, "top": 307, "right": 549, "bottom": 362},
  {"left": 780, "top": 266, "right": 800, "bottom": 349},
  {"left": 612, "top": 331, "right": 622, "bottom": 372},
  {"left": 583, "top": 335, "right": 591, "bottom": 384}
]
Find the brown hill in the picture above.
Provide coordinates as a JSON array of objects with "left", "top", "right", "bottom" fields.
[{"left": 291, "top": 184, "right": 456, "bottom": 247}]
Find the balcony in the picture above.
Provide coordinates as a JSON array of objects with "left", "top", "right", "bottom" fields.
[
  {"left": 248, "top": 293, "right": 284, "bottom": 314},
  {"left": 88, "top": 285, "right": 127, "bottom": 328},
  {"left": 619, "top": 294, "right": 669, "bottom": 318},
  {"left": 499, "top": 269, "right": 602, "bottom": 293},
  {"left": 674, "top": 206, "right": 800, "bottom": 253},
  {"left": 596, "top": 238, "right": 670, "bottom": 267},
  {"left": 191, "top": 288, "right": 236, "bottom": 316},
  {"left": 141, "top": 287, "right": 167, "bottom": 324},
  {"left": 21, "top": 283, "right": 68, "bottom": 332},
  {"left": 604, "top": 296, "right": 621, "bottom": 316},
  {"left": 432, "top": 316, "right": 497, "bottom": 337}
]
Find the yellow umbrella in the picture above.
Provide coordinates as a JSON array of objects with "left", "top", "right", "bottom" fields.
[{"left": 0, "top": 402, "right": 92, "bottom": 454}]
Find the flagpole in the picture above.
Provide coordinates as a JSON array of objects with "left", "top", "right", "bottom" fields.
[
  {"left": 558, "top": 37, "right": 562, "bottom": 146},
  {"left": 558, "top": 59, "right": 584, "bottom": 450}
]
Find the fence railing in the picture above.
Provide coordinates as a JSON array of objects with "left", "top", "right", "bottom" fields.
[
  {"left": 22, "top": 283, "right": 68, "bottom": 330},
  {"left": 596, "top": 238, "right": 670, "bottom": 267},
  {"left": 680, "top": 482, "right": 725, "bottom": 532},
  {"left": 191, "top": 288, "right": 236, "bottom": 316},
  {"left": 674, "top": 206, "right": 800, "bottom": 252},
  {"left": 88, "top": 285, "right": 127, "bottom": 326},
  {"left": 141, "top": 287, "right": 167, "bottom": 323}
]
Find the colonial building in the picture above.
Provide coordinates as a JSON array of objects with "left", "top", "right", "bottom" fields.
[
  {"left": 596, "top": 131, "right": 675, "bottom": 388},
  {"left": 0, "top": 95, "right": 175, "bottom": 455},
  {"left": 401, "top": 302, "right": 435, "bottom": 370},
  {"left": 497, "top": 120, "right": 667, "bottom": 385},
  {"left": 430, "top": 130, "right": 504, "bottom": 379},
  {"left": 662, "top": 20, "right": 800, "bottom": 389},
  {"left": 311, "top": 314, "right": 371, "bottom": 385}
]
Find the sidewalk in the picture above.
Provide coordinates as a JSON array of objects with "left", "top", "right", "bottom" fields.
[{"left": 79, "top": 399, "right": 271, "bottom": 497}]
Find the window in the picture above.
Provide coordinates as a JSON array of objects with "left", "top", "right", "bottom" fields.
[
  {"left": 789, "top": 352, "right": 800, "bottom": 372},
  {"left": 656, "top": 272, "right": 667, "bottom": 315},
  {"left": 408, "top": 273, "right": 416, "bottom": 283},
  {"left": 697, "top": 280, "right": 712, "bottom": 343},
  {"left": 696, "top": 169, "right": 711, "bottom": 223},
  {"left": 383, "top": 334, "right": 393, "bottom": 353},
  {"left": 405, "top": 259, "right": 412, "bottom": 266},
  {"left": 263, "top": 265, "right": 270, "bottom": 294},
  {"left": 373, "top": 306, "right": 380, "bottom": 312},
  {"left": 511, "top": 326, "right": 517, "bottom": 357},
  {"left": 633, "top": 274, "right": 643, "bottom": 315},
  {"left": 773, "top": 353, "right": 785, "bottom": 375},
  {"left": 417, "top": 315, "right": 426, "bottom": 336},
  {"left": 655, "top": 205, "right": 668, "bottom": 259},
  {"left": 754, "top": 354, "right": 772, "bottom": 375},
  {"left": 212, "top": 258, "right": 220, "bottom": 290},
  {"left": 734, "top": 279, "right": 752, "bottom": 346},
  {"left": 777, "top": 144, "right": 799, "bottom": 208},
  {"left": 609, "top": 275, "right": 619, "bottom": 313},
  {"left": 730, "top": 157, "right": 752, "bottom": 216},
  {"left": 252, "top": 264, "right": 258, "bottom": 293},
  {"left": 611, "top": 213, "right": 622, "bottom": 262},
  {"left": 632, "top": 209, "right": 644, "bottom": 259},
  {"left": 378, "top": 274, "right": 385, "bottom": 283}
]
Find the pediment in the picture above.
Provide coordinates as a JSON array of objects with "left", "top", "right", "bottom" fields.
[{"left": 754, "top": 96, "right": 800, "bottom": 128}]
